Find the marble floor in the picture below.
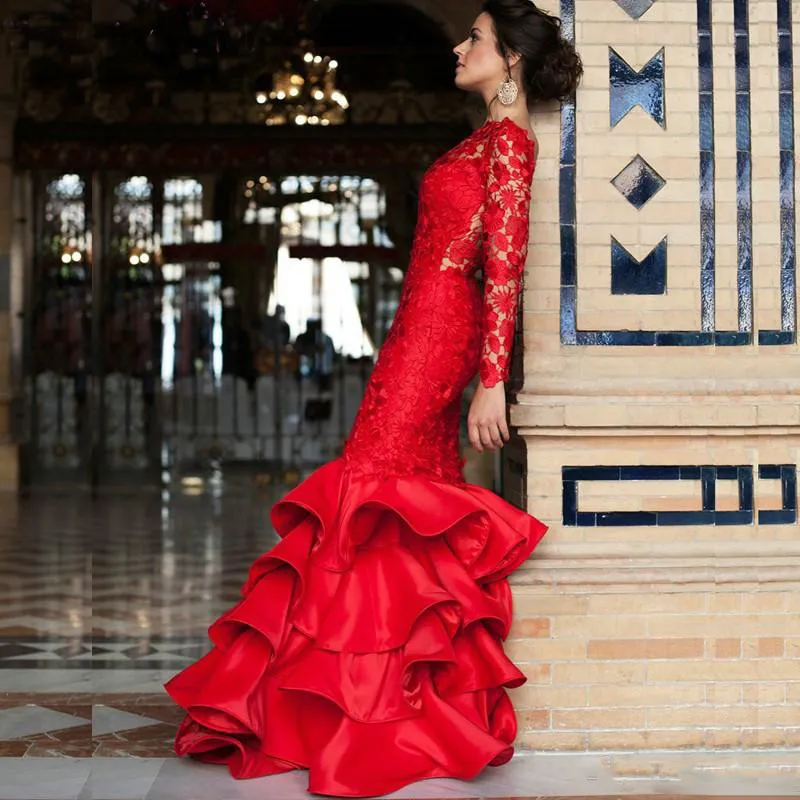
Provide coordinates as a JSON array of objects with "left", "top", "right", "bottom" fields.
[{"left": 0, "top": 478, "right": 798, "bottom": 799}]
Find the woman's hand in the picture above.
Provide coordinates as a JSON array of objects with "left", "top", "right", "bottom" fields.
[{"left": 467, "top": 381, "right": 509, "bottom": 453}]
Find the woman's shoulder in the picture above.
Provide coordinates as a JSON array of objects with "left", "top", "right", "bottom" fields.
[{"left": 487, "top": 116, "right": 538, "bottom": 159}]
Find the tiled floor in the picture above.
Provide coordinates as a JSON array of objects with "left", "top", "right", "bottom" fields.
[{"left": 1, "top": 483, "right": 799, "bottom": 799}]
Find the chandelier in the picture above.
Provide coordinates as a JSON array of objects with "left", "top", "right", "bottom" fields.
[{"left": 255, "top": 37, "right": 348, "bottom": 126}]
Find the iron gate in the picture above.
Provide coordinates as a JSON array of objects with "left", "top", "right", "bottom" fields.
[{"left": 21, "top": 170, "right": 405, "bottom": 489}]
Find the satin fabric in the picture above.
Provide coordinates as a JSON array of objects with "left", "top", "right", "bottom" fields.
[{"left": 164, "top": 457, "right": 548, "bottom": 796}]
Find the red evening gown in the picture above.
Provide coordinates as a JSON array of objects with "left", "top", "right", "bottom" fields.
[{"left": 164, "top": 116, "right": 549, "bottom": 797}]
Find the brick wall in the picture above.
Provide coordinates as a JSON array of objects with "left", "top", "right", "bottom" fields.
[
  {"left": 507, "top": 585, "right": 799, "bottom": 750},
  {"left": 508, "top": 0, "right": 799, "bottom": 751}
]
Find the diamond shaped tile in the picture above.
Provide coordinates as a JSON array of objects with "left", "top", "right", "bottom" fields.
[
  {"left": 0, "top": 643, "right": 41, "bottom": 660},
  {"left": 615, "top": 0, "right": 657, "bottom": 19},
  {"left": 91, "top": 706, "right": 163, "bottom": 737},
  {"left": 611, "top": 155, "right": 666, "bottom": 209},
  {"left": 54, "top": 643, "right": 90, "bottom": 659},
  {"left": 0, "top": 705, "right": 89, "bottom": 739}
]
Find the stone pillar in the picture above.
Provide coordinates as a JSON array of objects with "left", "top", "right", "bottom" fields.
[
  {"left": 508, "top": 0, "right": 799, "bottom": 752},
  {"left": 0, "top": 16, "right": 19, "bottom": 491}
]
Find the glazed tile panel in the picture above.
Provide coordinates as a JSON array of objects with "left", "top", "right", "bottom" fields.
[{"left": 559, "top": 0, "right": 796, "bottom": 346}]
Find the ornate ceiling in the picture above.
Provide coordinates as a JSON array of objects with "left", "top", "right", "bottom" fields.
[{"left": 7, "top": 0, "right": 472, "bottom": 127}]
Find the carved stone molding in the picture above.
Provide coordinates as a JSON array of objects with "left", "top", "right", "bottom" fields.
[
  {"left": 511, "top": 399, "right": 800, "bottom": 431},
  {"left": 510, "top": 560, "right": 800, "bottom": 586}
]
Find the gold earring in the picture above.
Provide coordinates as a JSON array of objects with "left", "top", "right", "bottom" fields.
[{"left": 497, "top": 74, "right": 518, "bottom": 105}]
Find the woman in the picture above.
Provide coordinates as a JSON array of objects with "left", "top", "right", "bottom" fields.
[{"left": 165, "top": 1, "right": 583, "bottom": 795}]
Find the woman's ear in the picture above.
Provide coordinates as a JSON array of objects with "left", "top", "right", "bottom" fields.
[{"left": 506, "top": 50, "right": 522, "bottom": 70}]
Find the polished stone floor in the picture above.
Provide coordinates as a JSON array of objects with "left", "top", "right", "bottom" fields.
[{"left": 0, "top": 479, "right": 798, "bottom": 799}]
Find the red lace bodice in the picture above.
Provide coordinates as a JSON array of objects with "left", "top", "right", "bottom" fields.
[{"left": 342, "top": 117, "right": 536, "bottom": 483}]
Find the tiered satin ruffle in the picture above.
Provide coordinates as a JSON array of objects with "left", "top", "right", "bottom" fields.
[{"left": 164, "top": 457, "right": 548, "bottom": 798}]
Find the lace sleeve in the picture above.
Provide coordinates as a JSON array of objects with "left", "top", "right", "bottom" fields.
[{"left": 479, "top": 121, "right": 535, "bottom": 388}]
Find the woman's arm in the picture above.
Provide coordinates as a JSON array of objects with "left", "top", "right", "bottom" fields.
[
  {"left": 479, "top": 122, "right": 535, "bottom": 388},
  {"left": 468, "top": 122, "right": 535, "bottom": 453}
]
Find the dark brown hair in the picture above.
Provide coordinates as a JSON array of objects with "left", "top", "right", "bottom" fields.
[{"left": 481, "top": 0, "right": 583, "bottom": 103}]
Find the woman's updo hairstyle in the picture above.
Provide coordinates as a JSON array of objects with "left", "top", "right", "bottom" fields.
[{"left": 481, "top": 0, "right": 583, "bottom": 103}]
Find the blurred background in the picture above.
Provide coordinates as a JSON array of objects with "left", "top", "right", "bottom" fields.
[{"left": 0, "top": 0, "right": 504, "bottom": 495}]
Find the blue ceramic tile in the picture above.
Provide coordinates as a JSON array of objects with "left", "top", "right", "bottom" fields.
[
  {"left": 575, "top": 331, "right": 609, "bottom": 345},
  {"left": 560, "top": 285, "right": 577, "bottom": 345},
  {"left": 611, "top": 155, "right": 666, "bottom": 209},
  {"left": 576, "top": 512, "right": 598, "bottom": 526},
  {"left": 563, "top": 467, "right": 623, "bottom": 480},
  {"left": 779, "top": 92, "right": 794, "bottom": 151},
  {"left": 715, "top": 331, "right": 752, "bottom": 346},
  {"left": 738, "top": 286, "right": 753, "bottom": 337},
  {"left": 736, "top": 149, "right": 752, "bottom": 207},
  {"left": 655, "top": 332, "right": 714, "bottom": 345},
  {"left": 737, "top": 274, "right": 753, "bottom": 332},
  {"left": 758, "top": 465, "right": 783, "bottom": 480},
  {"left": 596, "top": 511, "right": 659, "bottom": 527},
  {"left": 657, "top": 511, "right": 716, "bottom": 526},
  {"left": 715, "top": 466, "right": 739, "bottom": 480},
  {"left": 577, "top": 330, "right": 657, "bottom": 345},
  {"left": 560, "top": 0, "right": 575, "bottom": 39},
  {"left": 780, "top": 262, "right": 796, "bottom": 333},
  {"left": 609, "top": 48, "right": 666, "bottom": 128},
  {"left": 733, "top": 0, "right": 749, "bottom": 38},
  {"left": 679, "top": 467, "right": 702, "bottom": 479},
  {"left": 701, "top": 467, "right": 716, "bottom": 510},
  {"left": 561, "top": 103, "right": 576, "bottom": 165},
  {"left": 779, "top": 302, "right": 797, "bottom": 340},
  {"left": 611, "top": 237, "right": 667, "bottom": 295},
  {"left": 560, "top": 225, "right": 576, "bottom": 286},
  {"left": 778, "top": 36, "right": 793, "bottom": 92},
  {"left": 700, "top": 274, "right": 715, "bottom": 333},
  {"left": 782, "top": 466, "right": 797, "bottom": 510},
  {"left": 735, "top": 94, "right": 751, "bottom": 151},
  {"left": 614, "top": 0, "right": 656, "bottom": 19},
  {"left": 619, "top": 466, "right": 681, "bottom": 480},
  {"left": 758, "top": 330, "right": 794, "bottom": 345},
  {"left": 779, "top": 149, "right": 795, "bottom": 218},
  {"left": 715, "top": 510, "right": 754, "bottom": 525},
  {"left": 699, "top": 98, "right": 714, "bottom": 151},
  {"left": 562, "top": 481, "right": 577, "bottom": 525},
  {"left": 777, "top": 0, "right": 792, "bottom": 34},
  {"left": 699, "top": 150, "right": 716, "bottom": 333},
  {"left": 759, "top": 509, "right": 798, "bottom": 525},
  {"left": 739, "top": 467, "right": 754, "bottom": 511},
  {"left": 697, "top": 0, "right": 712, "bottom": 34},
  {"left": 699, "top": 151, "right": 715, "bottom": 210},
  {"left": 734, "top": 35, "right": 750, "bottom": 94},
  {"left": 698, "top": 42, "right": 714, "bottom": 93},
  {"left": 559, "top": 166, "right": 576, "bottom": 226}
]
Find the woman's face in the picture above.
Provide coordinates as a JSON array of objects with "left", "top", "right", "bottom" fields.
[{"left": 453, "top": 13, "right": 506, "bottom": 93}]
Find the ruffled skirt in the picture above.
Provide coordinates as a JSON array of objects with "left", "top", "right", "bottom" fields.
[{"left": 164, "top": 457, "right": 548, "bottom": 797}]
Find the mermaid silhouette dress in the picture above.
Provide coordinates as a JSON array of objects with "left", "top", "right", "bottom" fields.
[{"left": 164, "top": 116, "right": 549, "bottom": 797}]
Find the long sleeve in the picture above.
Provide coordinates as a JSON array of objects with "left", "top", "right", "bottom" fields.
[{"left": 479, "top": 121, "right": 535, "bottom": 388}]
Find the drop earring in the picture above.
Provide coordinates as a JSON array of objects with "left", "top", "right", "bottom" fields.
[{"left": 497, "top": 69, "right": 518, "bottom": 106}]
